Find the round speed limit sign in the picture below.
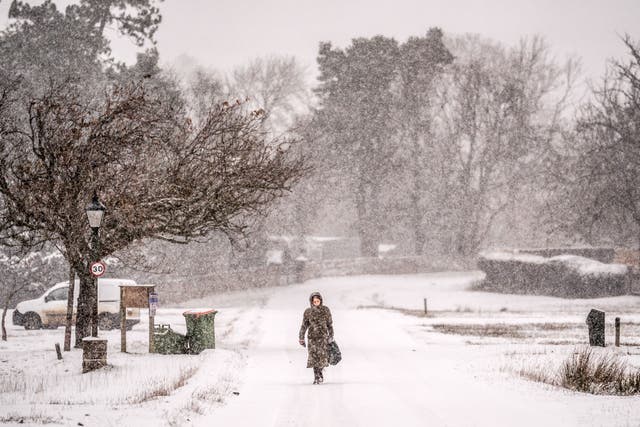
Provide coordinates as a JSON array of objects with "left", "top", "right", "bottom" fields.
[{"left": 90, "top": 261, "right": 106, "bottom": 277}]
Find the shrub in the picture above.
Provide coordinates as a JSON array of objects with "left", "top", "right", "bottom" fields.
[
  {"left": 478, "top": 251, "right": 628, "bottom": 297},
  {"left": 558, "top": 347, "right": 640, "bottom": 395}
]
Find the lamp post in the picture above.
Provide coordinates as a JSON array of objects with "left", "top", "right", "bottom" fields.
[{"left": 86, "top": 193, "right": 106, "bottom": 337}]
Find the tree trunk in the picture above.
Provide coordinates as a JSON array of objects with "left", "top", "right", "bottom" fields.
[
  {"left": 75, "top": 270, "right": 93, "bottom": 347},
  {"left": 359, "top": 229, "right": 378, "bottom": 258},
  {"left": 455, "top": 202, "right": 475, "bottom": 258},
  {"left": 407, "top": 126, "right": 426, "bottom": 256},
  {"left": 355, "top": 179, "right": 378, "bottom": 258},
  {"left": 410, "top": 191, "right": 425, "bottom": 256},
  {"left": 1, "top": 305, "right": 7, "bottom": 341},
  {"left": 63, "top": 266, "right": 75, "bottom": 351}
]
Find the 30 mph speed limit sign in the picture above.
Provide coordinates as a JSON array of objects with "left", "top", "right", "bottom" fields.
[{"left": 90, "top": 261, "right": 106, "bottom": 277}]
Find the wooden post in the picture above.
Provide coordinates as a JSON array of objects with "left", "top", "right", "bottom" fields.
[
  {"left": 120, "top": 286, "right": 126, "bottom": 353},
  {"left": 615, "top": 317, "right": 620, "bottom": 347},
  {"left": 148, "top": 288, "right": 155, "bottom": 353},
  {"left": 424, "top": 298, "right": 428, "bottom": 315},
  {"left": 55, "top": 343, "right": 62, "bottom": 360}
]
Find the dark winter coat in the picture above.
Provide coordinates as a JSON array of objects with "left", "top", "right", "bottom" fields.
[{"left": 299, "top": 292, "right": 334, "bottom": 368}]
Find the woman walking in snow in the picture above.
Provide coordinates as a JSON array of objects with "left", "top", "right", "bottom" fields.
[{"left": 299, "top": 291, "right": 334, "bottom": 384}]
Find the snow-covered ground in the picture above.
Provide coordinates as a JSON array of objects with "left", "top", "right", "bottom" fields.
[{"left": 1, "top": 272, "right": 640, "bottom": 426}]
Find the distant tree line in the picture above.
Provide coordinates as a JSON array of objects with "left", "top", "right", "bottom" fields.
[
  {"left": 296, "top": 29, "right": 579, "bottom": 258},
  {"left": 256, "top": 29, "right": 640, "bottom": 261}
]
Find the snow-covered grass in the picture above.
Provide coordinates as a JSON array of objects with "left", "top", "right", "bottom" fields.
[
  {"left": 0, "top": 409, "right": 61, "bottom": 425},
  {"left": 0, "top": 301, "right": 265, "bottom": 426},
  {"left": 0, "top": 351, "right": 199, "bottom": 405}
]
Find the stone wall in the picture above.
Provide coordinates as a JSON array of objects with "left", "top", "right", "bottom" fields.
[
  {"left": 150, "top": 266, "right": 286, "bottom": 303},
  {"left": 309, "top": 256, "right": 465, "bottom": 279},
  {"left": 154, "top": 255, "right": 468, "bottom": 303}
]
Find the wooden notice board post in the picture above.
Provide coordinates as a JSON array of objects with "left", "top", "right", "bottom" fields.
[{"left": 119, "top": 284, "right": 157, "bottom": 353}]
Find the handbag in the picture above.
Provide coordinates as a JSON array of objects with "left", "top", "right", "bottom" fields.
[{"left": 328, "top": 340, "right": 342, "bottom": 365}]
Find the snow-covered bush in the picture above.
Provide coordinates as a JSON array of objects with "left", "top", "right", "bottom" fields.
[
  {"left": 518, "top": 247, "right": 615, "bottom": 263},
  {"left": 517, "top": 347, "right": 640, "bottom": 395},
  {"left": 477, "top": 251, "right": 629, "bottom": 297}
]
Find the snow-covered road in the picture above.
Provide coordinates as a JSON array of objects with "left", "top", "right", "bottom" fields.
[{"left": 196, "top": 274, "right": 640, "bottom": 427}]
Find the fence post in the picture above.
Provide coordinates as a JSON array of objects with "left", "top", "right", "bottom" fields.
[
  {"left": 120, "top": 286, "right": 126, "bottom": 353},
  {"left": 424, "top": 298, "right": 428, "bottom": 315},
  {"left": 615, "top": 317, "right": 620, "bottom": 347}
]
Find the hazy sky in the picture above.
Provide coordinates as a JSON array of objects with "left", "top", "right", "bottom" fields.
[{"left": 1, "top": 0, "right": 639, "bottom": 86}]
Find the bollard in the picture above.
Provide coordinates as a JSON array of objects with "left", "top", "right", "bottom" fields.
[
  {"left": 586, "top": 309, "right": 605, "bottom": 347},
  {"left": 423, "top": 298, "right": 428, "bottom": 315},
  {"left": 615, "top": 317, "right": 620, "bottom": 347}
]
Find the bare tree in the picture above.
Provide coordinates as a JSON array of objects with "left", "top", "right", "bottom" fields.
[
  {"left": 224, "top": 55, "right": 312, "bottom": 263},
  {"left": 229, "top": 55, "right": 311, "bottom": 133},
  {"left": 186, "top": 69, "right": 227, "bottom": 125},
  {"left": 558, "top": 36, "right": 640, "bottom": 246},
  {"left": 433, "top": 35, "right": 578, "bottom": 256},
  {"left": 0, "top": 77, "right": 305, "bottom": 345}
]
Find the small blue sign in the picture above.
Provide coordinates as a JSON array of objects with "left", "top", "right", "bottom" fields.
[
  {"left": 149, "top": 292, "right": 158, "bottom": 316},
  {"left": 149, "top": 292, "right": 158, "bottom": 305}
]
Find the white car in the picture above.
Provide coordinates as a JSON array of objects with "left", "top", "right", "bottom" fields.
[{"left": 12, "top": 278, "right": 141, "bottom": 330}]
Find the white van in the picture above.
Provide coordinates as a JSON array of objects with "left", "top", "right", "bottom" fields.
[{"left": 12, "top": 278, "right": 141, "bottom": 330}]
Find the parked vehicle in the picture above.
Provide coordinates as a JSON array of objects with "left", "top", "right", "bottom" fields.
[{"left": 12, "top": 278, "right": 140, "bottom": 330}]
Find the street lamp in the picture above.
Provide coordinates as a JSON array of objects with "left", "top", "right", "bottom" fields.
[
  {"left": 85, "top": 192, "right": 106, "bottom": 337},
  {"left": 86, "top": 193, "right": 106, "bottom": 229}
]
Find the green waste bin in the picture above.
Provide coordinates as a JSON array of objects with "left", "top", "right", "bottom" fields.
[
  {"left": 153, "top": 324, "right": 187, "bottom": 354},
  {"left": 183, "top": 309, "right": 217, "bottom": 354}
]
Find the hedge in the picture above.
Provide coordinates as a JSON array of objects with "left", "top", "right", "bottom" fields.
[{"left": 477, "top": 252, "right": 629, "bottom": 298}]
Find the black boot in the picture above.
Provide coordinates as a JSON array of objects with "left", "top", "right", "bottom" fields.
[
  {"left": 318, "top": 368, "right": 324, "bottom": 384},
  {"left": 313, "top": 368, "right": 320, "bottom": 384}
]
